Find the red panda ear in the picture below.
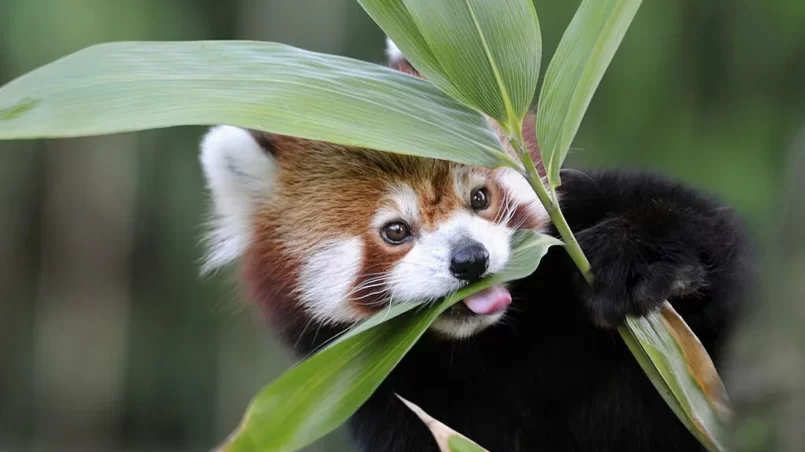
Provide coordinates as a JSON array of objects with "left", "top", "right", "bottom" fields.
[
  {"left": 247, "top": 129, "right": 278, "bottom": 156},
  {"left": 199, "top": 126, "right": 278, "bottom": 273},
  {"left": 385, "top": 37, "right": 423, "bottom": 79},
  {"left": 521, "top": 113, "right": 547, "bottom": 178}
]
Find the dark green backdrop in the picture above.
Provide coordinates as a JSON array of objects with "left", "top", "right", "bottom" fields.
[{"left": 0, "top": 0, "right": 802, "bottom": 451}]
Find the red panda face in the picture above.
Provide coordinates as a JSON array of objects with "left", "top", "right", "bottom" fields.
[
  {"left": 199, "top": 125, "right": 548, "bottom": 339},
  {"left": 198, "top": 37, "right": 548, "bottom": 339}
]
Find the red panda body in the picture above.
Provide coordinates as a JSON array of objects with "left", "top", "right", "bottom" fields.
[{"left": 198, "top": 39, "right": 753, "bottom": 452}]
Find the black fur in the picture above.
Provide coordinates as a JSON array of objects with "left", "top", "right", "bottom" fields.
[{"left": 294, "top": 168, "right": 753, "bottom": 452}]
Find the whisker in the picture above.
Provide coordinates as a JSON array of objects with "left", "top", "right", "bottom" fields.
[
  {"left": 292, "top": 315, "right": 315, "bottom": 350},
  {"left": 348, "top": 280, "right": 390, "bottom": 295},
  {"left": 350, "top": 289, "right": 393, "bottom": 304}
]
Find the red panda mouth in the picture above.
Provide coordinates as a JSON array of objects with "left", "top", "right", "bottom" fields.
[{"left": 451, "top": 285, "right": 512, "bottom": 317}]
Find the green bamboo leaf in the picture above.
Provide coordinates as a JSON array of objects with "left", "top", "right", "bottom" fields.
[
  {"left": 354, "top": 0, "right": 456, "bottom": 92},
  {"left": 0, "top": 40, "right": 517, "bottom": 168},
  {"left": 217, "top": 231, "right": 561, "bottom": 452},
  {"left": 618, "top": 323, "right": 699, "bottom": 442},
  {"left": 396, "top": 395, "right": 488, "bottom": 452},
  {"left": 536, "top": 0, "right": 643, "bottom": 187},
  {"left": 357, "top": 0, "right": 541, "bottom": 132},
  {"left": 448, "top": 436, "right": 487, "bottom": 452},
  {"left": 625, "top": 303, "right": 730, "bottom": 452}
]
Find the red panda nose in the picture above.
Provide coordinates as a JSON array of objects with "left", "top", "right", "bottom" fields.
[{"left": 450, "top": 242, "right": 490, "bottom": 282}]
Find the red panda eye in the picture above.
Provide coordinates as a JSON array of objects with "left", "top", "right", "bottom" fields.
[
  {"left": 471, "top": 187, "right": 490, "bottom": 211},
  {"left": 381, "top": 221, "right": 412, "bottom": 244}
]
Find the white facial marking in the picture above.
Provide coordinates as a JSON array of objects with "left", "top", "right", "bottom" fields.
[
  {"left": 388, "top": 211, "right": 513, "bottom": 304},
  {"left": 385, "top": 37, "right": 404, "bottom": 62},
  {"left": 495, "top": 167, "right": 549, "bottom": 227},
  {"left": 199, "top": 126, "right": 275, "bottom": 274},
  {"left": 297, "top": 237, "right": 364, "bottom": 324},
  {"left": 430, "top": 312, "right": 506, "bottom": 339},
  {"left": 372, "top": 183, "right": 420, "bottom": 229}
]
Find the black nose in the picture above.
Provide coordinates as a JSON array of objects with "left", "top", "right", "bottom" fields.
[{"left": 450, "top": 242, "right": 489, "bottom": 281}]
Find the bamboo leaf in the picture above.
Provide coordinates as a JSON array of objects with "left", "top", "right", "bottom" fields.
[
  {"left": 396, "top": 395, "right": 488, "bottom": 452},
  {"left": 536, "top": 0, "right": 642, "bottom": 187},
  {"left": 448, "top": 436, "right": 487, "bottom": 452},
  {"left": 660, "top": 304, "right": 732, "bottom": 421},
  {"left": 357, "top": 0, "right": 541, "bottom": 131},
  {"left": 217, "top": 231, "right": 561, "bottom": 452},
  {"left": 354, "top": 0, "right": 456, "bottom": 92},
  {"left": 618, "top": 323, "right": 702, "bottom": 444},
  {"left": 625, "top": 303, "right": 730, "bottom": 452},
  {"left": 0, "top": 40, "right": 517, "bottom": 168}
]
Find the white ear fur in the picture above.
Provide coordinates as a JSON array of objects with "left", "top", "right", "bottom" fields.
[
  {"left": 385, "top": 36, "right": 404, "bottom": 63},
  {"left": 199, "top": 125, "right": 276, "bottom": 273}
]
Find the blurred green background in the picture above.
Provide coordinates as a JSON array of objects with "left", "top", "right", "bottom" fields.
[{"left": 0, "top": 1, "right": 802, "bottom": 451}]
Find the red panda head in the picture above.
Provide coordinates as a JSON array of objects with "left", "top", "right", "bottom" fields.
[{"left": 199, "top": 38, "right": 549, "bottom": 340}]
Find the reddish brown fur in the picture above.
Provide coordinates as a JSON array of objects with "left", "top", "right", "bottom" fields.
[
  {"left": 352, "top": 233, "right": 409, "bottom": 312},
  {"left": 391, "top": 59, "right": 421, "bottom": 78},
  {"left": 243, "top": 217, "right": 305, "bottom": 336}
]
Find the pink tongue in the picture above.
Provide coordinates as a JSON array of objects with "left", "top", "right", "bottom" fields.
[{"left": 462, "top": 286, "right": 512, "bottom": 315}]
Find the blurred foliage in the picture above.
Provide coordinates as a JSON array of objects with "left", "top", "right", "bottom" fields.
[
  {"left": 725, "top": 140, "right": 805, "bottom": 452},
  {"left": 0, "top": 0, "right": 802, "bottom": 451}
]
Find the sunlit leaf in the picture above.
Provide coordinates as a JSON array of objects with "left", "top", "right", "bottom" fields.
[
  {"left": 625, "top": 303, "right": 730, "bottom": 452},
  {"left": 217, "top": 231, "right": 562, "bottom": 452},
  {"left": 536, "top": 0, "right": 643, "bottom": 187},
  {"left": 357, "top": 0, "right": 541, "bottom": 131},
  {"left": 397, "top": 395, "right": 488, "bottom": 452},
  {"left": 0, "top": 40, "right": 518, "bottom": 168}
]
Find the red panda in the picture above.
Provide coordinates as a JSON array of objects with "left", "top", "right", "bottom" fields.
[{"left": 198, "top": 37, "right": 752, "bottom": 452}]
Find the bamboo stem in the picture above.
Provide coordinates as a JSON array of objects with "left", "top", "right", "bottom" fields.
[{"left": 509, "top": 134, "right": 593, "bottom": 283}]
